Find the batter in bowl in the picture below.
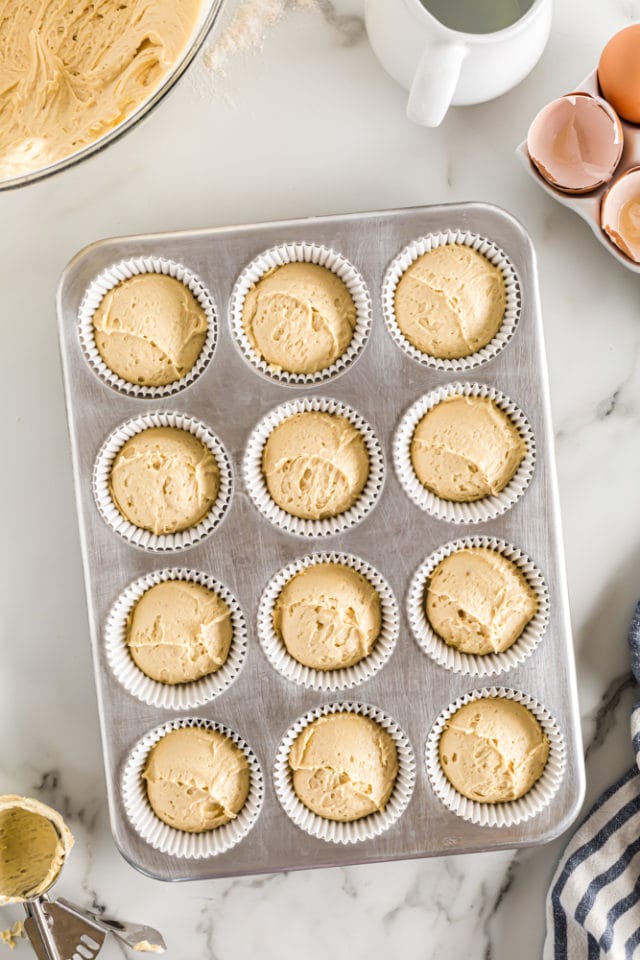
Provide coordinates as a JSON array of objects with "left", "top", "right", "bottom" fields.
[{"left": 0, "top": 0, "right": 202, "bottom": 179}]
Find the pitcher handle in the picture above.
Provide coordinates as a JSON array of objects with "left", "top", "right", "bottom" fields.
[{"left": 406, "top": 42, "right": 468, "bottom": 127}]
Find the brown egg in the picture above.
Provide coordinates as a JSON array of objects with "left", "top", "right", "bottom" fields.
[
  {"left": 599, "top": 25, "right": 640, "bottom": 124},
  {"left": 527, "top": 93, "right": 623, "bottom": 194},
  {"left": 601, "top": 166, "right": 640, "bottom": 263}
]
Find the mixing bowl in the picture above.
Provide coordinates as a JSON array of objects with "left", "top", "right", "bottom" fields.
[{"left": 0, "top": 0, "right": 226, "bottom": 192}]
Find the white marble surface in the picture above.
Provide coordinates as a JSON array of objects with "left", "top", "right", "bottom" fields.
[{"left": 1, "top": 0, "right": 640, "bottom": 957}]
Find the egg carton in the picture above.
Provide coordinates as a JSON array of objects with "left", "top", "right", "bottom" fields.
[
  {"left": 517, "top": 70, "right": 640, "bottom": 274},
  {"left": 56, "top": 203, "right": 584, "bottom": 882}
]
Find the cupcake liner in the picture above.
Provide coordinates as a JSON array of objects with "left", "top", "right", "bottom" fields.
[
  {"left": 393, "top": 382, "right": 536, "bottom": 523},
  {"left": 105, "top": 569, "right": 247, "bottom": 709},
  {"left": 274, "top": 701, "right": 415, "bottom": 844},
  {"left": 122, "top": 717, "right": 263, "bottom": 859},
  {"left": 78, "top": 257, "right": 217, "bottom": 399},
  {"left": 381, "top": 230, "right": 521, "bottom": 372},
  {"left": 407, "top": 537, "right": 549, "bottom": 676},
  {"left": 229, "top": 242, "right": 372, "bottom": 386},
  {"left": 425, "top": 687, "right": 565, "bottom": 827},
  {"left": 257, "top": 552, "right": 399, "bottom": 691},
  {"left": 93, "top": 411, "right": 233, "bottom": 552},
  {"left": 243, "top": 396, "right": 385, "bottom": 538}
]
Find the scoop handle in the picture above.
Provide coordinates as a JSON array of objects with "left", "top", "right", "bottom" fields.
[
  {"left": 24, "top": 898, "right": 63, "bottom": 960},
  {"left": 406, "top": 42, "right": 467, "bottom": 127}
]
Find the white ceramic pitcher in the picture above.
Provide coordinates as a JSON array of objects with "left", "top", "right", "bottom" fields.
[{"left": 365, "top": 0, "right": 552, "bottom": 127}]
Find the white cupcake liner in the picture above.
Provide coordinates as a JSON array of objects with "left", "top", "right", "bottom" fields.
[
  {"left": 257, "top": 552, "right": 399, "bottom": 691},
  {"left": 93, "top": 411, "right": 233, "bottom": 552},
  {"left": 229, "top": 242, "right": 372, "bottom": 386},
  {"left": 274, "top": 701, "right": 415, "bottom": 844},
  {"left": 407, "top": 537, "right": 549, "bottom": 676},
  {"left": 381, "top": 230, "right": 521, "bottom": 372},
  {"left": 78, "top": 257, "right": 217, "bottom": 398},
  {"left": 393, "top": 382, "right": 536, "bottom": 523},
  {"left": 105, "top": 569, "right": 247, "bottom": 709},
  {"left": 425, "top": 686, "right": 565, "bottom": 827},
  {"left": 244, "top": 396, "right": 385, "bottom": 538},
  {"left": 122, "top": 717, "right": 263, "bottom": 859}
]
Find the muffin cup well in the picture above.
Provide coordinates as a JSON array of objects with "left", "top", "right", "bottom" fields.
[
  {"left": 229, "top": 242, "right": 372, "bottom": 386},
  {"left": 243, "top": 396, "right": 385, "bottom": 538},
  {"left": 121, "top": 717, "right": 263, "bottom": 859},
  {"left": 407, "top": 537, "right": 549, "bottom": 677},
  {"left": 274, "top": 701, "right": 415, "bottom": 844},
  {"left": 257, "top": 552, "right": 399, "bottom": 691},
  {"left": 105, "top": 569, "right": 247, "bottom": 710},
  {"left": 93, "top": 411, "right": 233, "bottom": 552},
  {"left": 381, "top": 230, "right": 521, "bottom": 372},
  {"left": 425, "top": 687, "right": 565, "bottom": 827},
  {"left": 78, "top": 257, "right": 217, "bottom": 399},
  {"left": 393, "top": 382, "right": 536, "bottom": 523}
]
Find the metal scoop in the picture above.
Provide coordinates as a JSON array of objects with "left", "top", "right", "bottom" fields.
[
  {"left": 24, "top": 896, "right": 106, "bottom": 960},
  {"left": 0, "top": 795, "right": 165, "bottom": 960},
  {"left": 23, "top": 897, "right": 166, "bottom": 959}
]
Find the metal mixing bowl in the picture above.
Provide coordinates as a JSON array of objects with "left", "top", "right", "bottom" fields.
[{"left": 0, "top": 0, "right": 226, "bottom": 192}]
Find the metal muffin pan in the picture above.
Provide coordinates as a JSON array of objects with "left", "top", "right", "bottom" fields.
[{"left": 57, "top": 203, "right": 585, "bottom": 881}]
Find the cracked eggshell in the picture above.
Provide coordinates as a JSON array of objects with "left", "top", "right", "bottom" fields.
[
  {"left": 601, "top": 166, "right": 640, "bottom": 263},
  {"left": 527, "top": 92, "right": 623, "bottom": 194}
]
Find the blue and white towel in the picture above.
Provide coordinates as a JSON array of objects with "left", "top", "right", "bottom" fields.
[{"left": 545, "top": 603, "right": 640, "bottom": 959}]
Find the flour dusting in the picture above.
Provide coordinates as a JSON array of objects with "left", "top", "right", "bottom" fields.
[{"left": 205, "top": 0, "right": 317, "bottom": 74}]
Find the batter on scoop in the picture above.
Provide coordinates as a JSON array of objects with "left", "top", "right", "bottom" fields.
[{"left": 0, "top": 795, "right": 73, "bottom": 904}]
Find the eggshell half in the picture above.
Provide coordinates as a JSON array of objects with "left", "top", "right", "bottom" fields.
[
  {"left": 601, "top": 166, "right": 640, "bottom": 263},
  {"left": 527, "top": 93, "right": 623, "bottom": 194}
]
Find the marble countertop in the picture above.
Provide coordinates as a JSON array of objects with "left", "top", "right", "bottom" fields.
[{"left": 1, "top": 0, "right": 639, "bottom": 956}]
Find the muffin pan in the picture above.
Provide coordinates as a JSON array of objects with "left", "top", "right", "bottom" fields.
[{"left": 57, "top": 203, "right": 584, "bottom": 881}]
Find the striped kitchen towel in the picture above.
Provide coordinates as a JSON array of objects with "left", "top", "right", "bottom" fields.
[{"left": 544, "top": 601, "right": 640, "bottom": 959}]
